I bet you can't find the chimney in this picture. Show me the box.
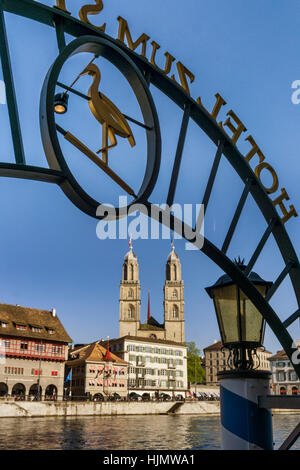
[52,308,56,317]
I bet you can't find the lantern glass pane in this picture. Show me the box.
[213,284,239,344]
[239,285,267,344]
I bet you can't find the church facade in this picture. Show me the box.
[119,244,185,344]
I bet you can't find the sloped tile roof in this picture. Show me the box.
[67,342,129,366]
[268,350,288,360]
[0,303,72,343]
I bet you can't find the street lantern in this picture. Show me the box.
[205,260,272,370]
[54,93,69,114]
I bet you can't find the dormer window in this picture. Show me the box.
[16,324,27,331]
[1,322,7,328]
[49,329,54,335]
[31,326,42,333]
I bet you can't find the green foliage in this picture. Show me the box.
[185,342,206,384]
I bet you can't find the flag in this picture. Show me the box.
[65,369,72,383]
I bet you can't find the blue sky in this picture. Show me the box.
[0,0,299,355]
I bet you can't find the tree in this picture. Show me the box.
[185,342,205,384]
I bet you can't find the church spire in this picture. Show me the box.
[119,240,141,338]
[147,290,151,322]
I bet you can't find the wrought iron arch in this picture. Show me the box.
[0,0,299,385]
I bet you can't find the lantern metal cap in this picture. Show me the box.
[205,264,272,298]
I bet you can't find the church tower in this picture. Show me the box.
[119,241,141,337]
[163,245,185,343]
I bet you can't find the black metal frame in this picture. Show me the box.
[40,35,161,219]
[0,0,299,399]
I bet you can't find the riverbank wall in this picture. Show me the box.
[0,400,220,418]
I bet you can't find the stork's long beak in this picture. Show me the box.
[79,66,90,77]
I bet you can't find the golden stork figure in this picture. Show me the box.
[79,63,135,164]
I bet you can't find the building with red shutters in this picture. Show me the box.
[66,341,129,400]
[0,303,72,399]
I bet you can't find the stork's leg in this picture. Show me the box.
[97,125,117,164]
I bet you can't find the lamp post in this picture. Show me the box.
[36,339,43,401]
[205,260,273,450]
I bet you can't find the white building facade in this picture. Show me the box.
[269,342,300,395]
[105,336,188,398]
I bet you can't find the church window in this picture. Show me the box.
[172,290,177,298]
[172,305,179,318]
[130,265,134,280]
[128,289,133,298]
[173,265,177,280]
[128,305,135,319]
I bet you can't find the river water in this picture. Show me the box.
[0,413,299,450]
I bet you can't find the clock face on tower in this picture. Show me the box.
[40,35,161,219]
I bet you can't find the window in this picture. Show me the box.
[172,290,177,299]
[4,367,23,375]
[1,322,7,328]
[292,387,298,395]
[280,387,286,395]
[52,345,62,355]
[16,324,27,330]
[4,340,10,349]
[48,329,54,335]
[35,344,45,353]
[129,367,135,374]
[128,289,133,298]
[278,372,286,382]
[129,265,134,281]
[20,342,28,350]
[32,326,42,333]
[290,372,297,381]
[173,265,177,281]
[51,371,58,376]
[172,305,179,319]
[128,305,134,319]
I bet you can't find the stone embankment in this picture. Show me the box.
[0,400,220,418]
